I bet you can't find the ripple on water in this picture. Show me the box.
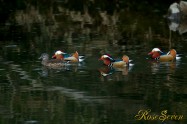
[24,120,39,124]
[4,45,18,48]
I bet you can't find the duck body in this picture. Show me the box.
[158,55,174,62]
[148,48,177,62]
[39,53,65,68]
[99,54,129,68]
[112,60,128,68]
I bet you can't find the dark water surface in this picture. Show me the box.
[0,1,187,124]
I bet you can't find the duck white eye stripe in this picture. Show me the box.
[55,51,63,54]
[103,55,114,61]
[152,48,161,52]
[103,55,109,58]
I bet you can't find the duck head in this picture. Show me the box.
[99,54,115,66]
[148,48,163,59]
[39,53,50,65]
[52,50,65,60]
[39,53,49,61]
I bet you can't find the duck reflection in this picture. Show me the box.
[149,60,180,89]
[167,1,187,34]
[98,65,131,82]
[39,63,79,77]
[98,66,129,77]
[98,66,115,77]
[149,60,177,75]
[39,66,66,77]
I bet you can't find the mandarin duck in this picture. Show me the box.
[99,54,130,68]
[52,50,85,62]
[39,53,65,68]
[148,48,177,62]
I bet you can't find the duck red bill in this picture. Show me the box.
[148,52,153,55]
[52,55,56,58]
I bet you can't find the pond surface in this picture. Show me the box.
[0,1,187,124]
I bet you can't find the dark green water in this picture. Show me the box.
[0,1,187,124]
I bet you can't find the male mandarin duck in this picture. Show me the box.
[52,50,78,62]
[148,48,177,62]
[99,54,130,68]
[52,50,84,63]
[39,53,65,68]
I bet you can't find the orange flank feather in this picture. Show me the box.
[122,55,129,64]
[169,49,177,59]
[73,51,79,60]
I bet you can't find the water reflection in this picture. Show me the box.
[98,66,115,76]
[98,64,133,77]
[168,16,187,34]
[149,61,177,74]
[168,1,187,34]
